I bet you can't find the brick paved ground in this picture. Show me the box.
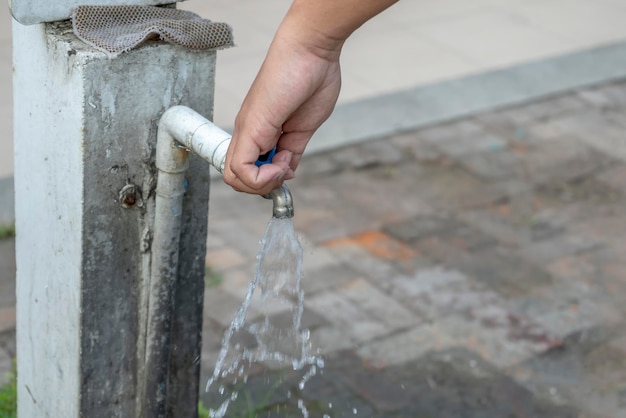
[200,80,626,417]
[4,80,626,416]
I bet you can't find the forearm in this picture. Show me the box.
[279,0,399,57]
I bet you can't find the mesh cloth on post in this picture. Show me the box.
[72,5,234,58]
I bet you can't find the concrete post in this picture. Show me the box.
[14,19,214,417]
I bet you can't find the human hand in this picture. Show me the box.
[223,0,398,195]
[223,19,342,195]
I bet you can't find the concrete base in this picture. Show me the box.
[14,19,215,417]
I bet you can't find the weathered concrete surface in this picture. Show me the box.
[13,19,214,417]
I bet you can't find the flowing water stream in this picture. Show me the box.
[206,217,324,417]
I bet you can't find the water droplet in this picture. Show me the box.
[298,399,310,418]
[353,408,358,414]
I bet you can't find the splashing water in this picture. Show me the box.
[206,217,323,417]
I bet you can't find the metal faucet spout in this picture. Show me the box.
[264,184,294,218]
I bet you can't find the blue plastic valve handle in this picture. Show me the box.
[255,146,277,167]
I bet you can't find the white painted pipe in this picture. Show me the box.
[157,105,231,175]
[147,105,232,417]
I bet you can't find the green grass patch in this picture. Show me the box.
[204,266,223,288]
[0,360,17,418]
[198,401,210,418]
[0,224,15,241]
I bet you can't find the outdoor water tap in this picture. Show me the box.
[157,106,295,219]
[264,184,294,219]
[255,147,294,219]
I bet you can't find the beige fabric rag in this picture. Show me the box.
[72,5,234,58]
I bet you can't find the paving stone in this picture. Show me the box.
[215,264,254,297]
[456,148,523,180]
[204,287,262,329]
[388,267,501,320]
[546,254,598,283]
[324,230,418,262]
[530,110,626,162]
[298,361,379,417]
[357,324,456,367]
[305,279,420,345]
[576,81,626,110]
[331,166,430,222]
[299,238,341,277]
[417,119,507,159]
[292,193,376,245]
[428,218,497,252]
[208,217,270,259]
[595,164,626,195]
[539,177,621,208]
[205,247,246,272]
[297,151,343,177]
[266,306,329,331]
[459,137,610,186]
[305,292,388,345]
[333,358,412,412]
[515,325,626,418]
[416,238,554,298]
[383,213,455,243]
[437,310,560,369]
[506,275,620,341]
[527,209,569,241]
[458,198,570,249]
[0,306,15,334]
[330,138,405,170]
[320,239,408,290]
[0,330,15,359]
[301,263,364,295]
[609,335,626,354]
[410,165,510,210]
[382,348,582,418]
[520,233,603,265]
[205,232,225,251]
[460,215,530,249]
[461,249,554,297]
[339,278,417,330]
[477,94,589,135]
[387,130,446,164]
[524,139,611,185]
[309,325,357,354]
[358,305,558,367]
